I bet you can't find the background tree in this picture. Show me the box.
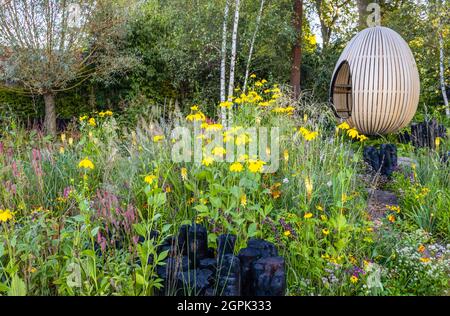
[0,0,135,135]
[291,0,303,99]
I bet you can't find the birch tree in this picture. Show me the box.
[220,0,230,126]
[243,0,265,93]
[227,0,241,127]
[437,1,449,117]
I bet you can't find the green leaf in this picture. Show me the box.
[210,196,222,209]
[90,226,100,237]
[135,272,145,285]
[8,275,27,296]
[194,204,209,214]
[247,223,258,237]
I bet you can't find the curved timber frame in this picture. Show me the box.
[329,26,420,135]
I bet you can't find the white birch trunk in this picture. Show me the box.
[243,0,265,93]
[220,0,230,126]
[227,0,241,127]
[439,23,449,117]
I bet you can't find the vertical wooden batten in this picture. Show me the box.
[330,26,420,135]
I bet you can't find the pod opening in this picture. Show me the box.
[330,60,352,119]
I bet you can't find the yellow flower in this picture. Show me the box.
[212,146,226,157]
[190,105,199,111]
[204,123,223,132]
[387,214,396,223]
[420,257,430,263]
[153,135,165,143]
[61,133,66,142]
[78,158,94,170]
[165,186,171,193]
[284,230,291,237]
[358,134,368,142]
[320,214,328,221]
[418,244,426,253]
[250,74,256,78]
[104,110,113,116]
[202,156,214,167]
[186,111,206,122]
[99,111,106,118]
[238,154,249,162]
[247,159,265,173]
[337,122,350,130]
[386,205,401,213]
[304,131,318,141]
[304,177,313,201]
[68,137,73,146]
[181,167,188,180]
[261,79,267,84]
[304,212,313,219]
[322,228,330,235]
[235,134,251,145]
[59,146,65,154]
[144,174,157,184]
[350,275,358,284]
[347,128,359,139]
[219,101,233,109]
[0,209,13,222]
[435,137,442,149]
[283,150,289,162]
[316,205,323,211]
[240,194,247,207]
[230,162,243,173]
[79,115,88,122]
[88,117,96,127]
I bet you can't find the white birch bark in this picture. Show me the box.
[227,0,241,127]
[220,0,230,126]
[439,21,449,117]
[243,0,265,93]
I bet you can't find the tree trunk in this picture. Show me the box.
[227,0,241,127]
[290,0,303,100]
[220,0,230,126]
[44,92,57,136]
[243,0,265,93]
[357,0,371,30]
[439,16,450,117]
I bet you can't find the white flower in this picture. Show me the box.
[283,178,289,184]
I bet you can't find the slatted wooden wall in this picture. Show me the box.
[330,26,420,135]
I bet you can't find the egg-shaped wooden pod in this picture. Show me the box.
[330,26,420,135]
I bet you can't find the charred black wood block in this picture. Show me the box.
[199,258,217,271]
[217,234,237,256]
[238,238,278,296]
[177,224,190,255]
[176,269,214,296]
[216,254,241,296]
[363,144,397,177]
[156,256,191,295]
[363,146,381,173]
[251,256,286,296]
[187,224,208,267]
[380,144,397,177]
[411,119,447,149]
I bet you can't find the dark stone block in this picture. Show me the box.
[187,224,208,267]
[216,254,241,296]
[176,269,214,296]
[217,234,236,256]
[251,257,286,296]
[247,238,278,257]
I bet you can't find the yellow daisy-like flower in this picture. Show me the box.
[230,162,244,173]
[283,150,289,162]
[418,244,426,253]
[238,154,249,162]
[212,146,226,157]
[202,156,214,167]
[435,137,442,149]
[0,209,13,222]
[347,128,359,139]
[358,134,368,142]
[181,167,188,180]
[153,135,165,143]
[322,228,330,235]
[337,122,350,130]
[219,101,233,109]
[250,74,256,78]
[304,212,313,219]
[79,115,88,122]
[350,275,358,283]
[104,110,113,116]
[247,159,265,173]
[68,137,73,146]
[78,158,94,170]
[320,214,328,221]
[387,214,396,223]
[88,117,96,127]
[420,257,430,263]
[316,205,323,211]
[284,230,291,237]
[304,131,318,141]
[144,174,157,184]
[61,133,66,142]
[235,134,251,145]
[190,105,199,111]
